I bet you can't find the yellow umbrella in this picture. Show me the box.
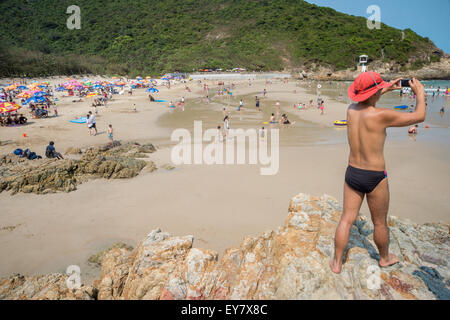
[86,93,98,98]
[0,102,21,113]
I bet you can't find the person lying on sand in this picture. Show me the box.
[330,73,426,274]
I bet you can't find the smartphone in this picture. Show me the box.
[401,79,412,87]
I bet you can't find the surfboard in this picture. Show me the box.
[70,117,87,124]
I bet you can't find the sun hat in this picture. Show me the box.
[348,71,393,102]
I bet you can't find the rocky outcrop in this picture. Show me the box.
[0,274,97,300]
[300,57,450,81]
[0,141,157,195]
[1,193,447,300]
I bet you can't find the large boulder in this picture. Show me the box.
[94,194,449,300]
[1,193,447,300]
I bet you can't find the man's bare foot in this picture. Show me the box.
[379,253,400,268]
[329,259,342,274]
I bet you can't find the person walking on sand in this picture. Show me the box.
[87,111,97,136]
[133,103,137,112]
[320,100,325,115]
[108,124,114,142]
[330,72,426,274]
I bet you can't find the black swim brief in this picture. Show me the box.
[345,165,387,194]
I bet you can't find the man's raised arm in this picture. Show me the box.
[379,78,426,128]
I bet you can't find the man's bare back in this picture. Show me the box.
[347,80,426,172]
[347,101,387,172]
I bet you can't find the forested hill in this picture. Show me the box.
[0,0,443,77]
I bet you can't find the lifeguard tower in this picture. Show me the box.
[358,55,368,72]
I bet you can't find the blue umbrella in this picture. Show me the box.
[33,91,48,97]
[17,86,27,90]
[162,78,169,81]
[24,96,46,104]
[56,87,66,91]
[147,88,159,93]
[38,85,47,89]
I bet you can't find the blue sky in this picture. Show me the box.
[305,0,450,53]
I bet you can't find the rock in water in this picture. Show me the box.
[1,194,448,300]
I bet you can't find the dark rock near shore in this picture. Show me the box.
[0,141,157,195]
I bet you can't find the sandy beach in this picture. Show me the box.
[1,76,449,283]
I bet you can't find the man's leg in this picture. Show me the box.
[366,179,399,267]
[330,182,364,273]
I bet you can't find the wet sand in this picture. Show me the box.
[0,77,449,283]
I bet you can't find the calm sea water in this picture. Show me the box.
[302,80,450,145]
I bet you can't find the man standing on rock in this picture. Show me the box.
[330,72,426,274]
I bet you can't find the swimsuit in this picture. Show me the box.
[345,166,387,194]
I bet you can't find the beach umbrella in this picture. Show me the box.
[5,85,17,91]
[146,88,159,93]
[23,96,46,104]
[17,85,27,90]
[116,82,126,86]
[33,91,48,97]
[17,92,31,99]
[86,93,98,98]
[162,78,169,81]
[93,84,103,89]
[56,87,66,91]
[0,102,21,113]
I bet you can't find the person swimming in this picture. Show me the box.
[408,124,419,134]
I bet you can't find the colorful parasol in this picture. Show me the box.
[0,102,21,113]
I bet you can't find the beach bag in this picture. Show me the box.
[27,152,37,160]
[22,149,30,158]
[13,148,23,156]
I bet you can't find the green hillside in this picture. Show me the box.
[0,0,442,77]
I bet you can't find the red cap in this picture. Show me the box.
[348,71,393,102]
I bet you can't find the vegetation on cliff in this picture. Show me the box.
[0,0,442,77]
